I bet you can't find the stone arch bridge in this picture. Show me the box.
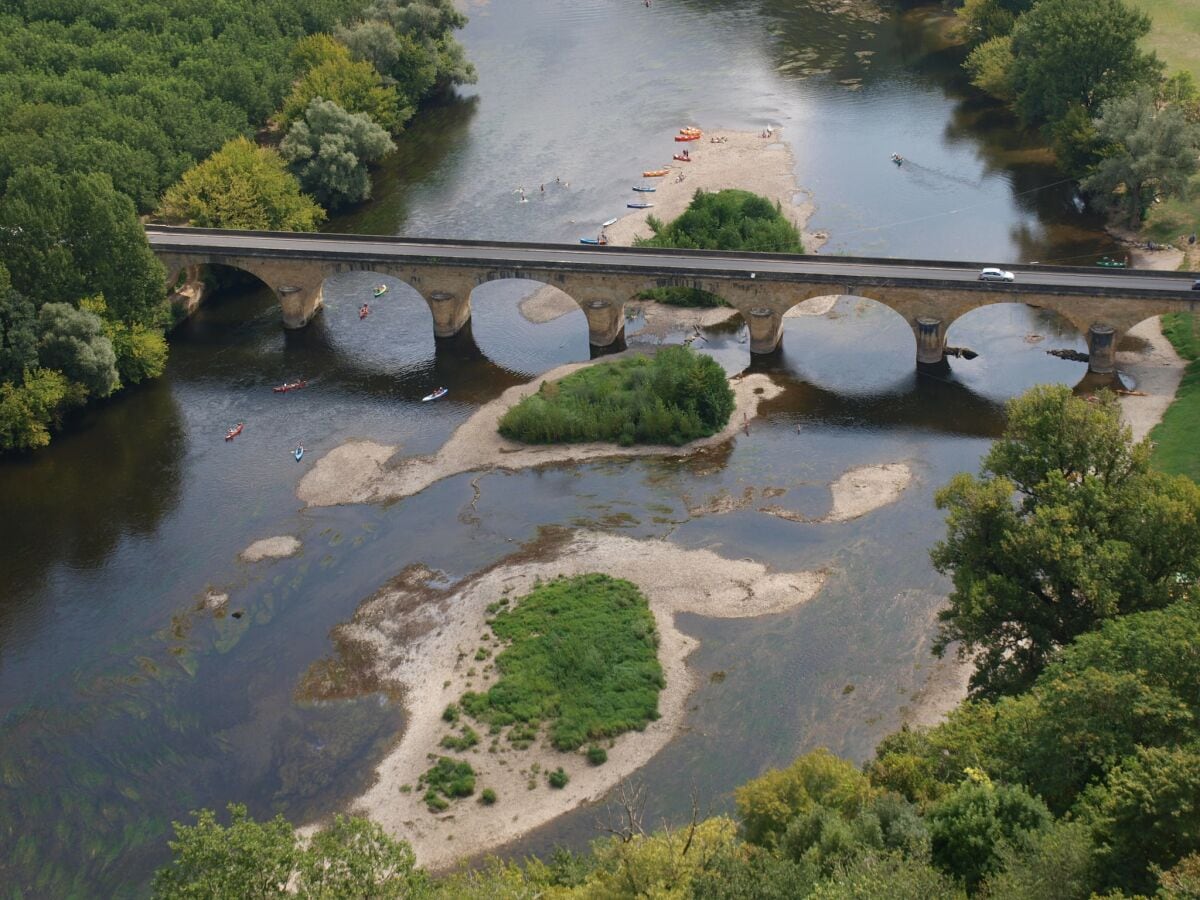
[148,227,1200,375]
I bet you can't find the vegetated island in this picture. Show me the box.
[301,529,827,868]
[298,348,781,507]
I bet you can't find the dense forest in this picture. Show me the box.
[0,0,474,452]
[154,386,1200,897]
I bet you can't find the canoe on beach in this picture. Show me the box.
[642,169,669,177]
[627,202,654,209]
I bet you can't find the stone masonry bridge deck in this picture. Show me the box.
[147,226,1200,375]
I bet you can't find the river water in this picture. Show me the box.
[0,0,1129,895]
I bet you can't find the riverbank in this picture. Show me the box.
[317,529,826,869]
[602,129,824,252]
[297,352,783,507]
[1117,317,1187,443]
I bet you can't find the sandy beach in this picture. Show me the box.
[1117,317,1187,443]
[320,530,826,869]
[239,535,302,562]
[297,352,783,508]
[602,128,824,252]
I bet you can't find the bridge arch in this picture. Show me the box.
[465,278,591,375]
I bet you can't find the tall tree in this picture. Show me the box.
[280,98,395,208]
[278,53,409,133]
[1009,0,1160,123]
[0,264,37,381]
[0,167,166,326]
[37,302,120,398]
[159,137,326,232]
[931,385,1200,699]
[1081,88,1200,226]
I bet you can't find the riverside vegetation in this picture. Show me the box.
[0,0,474,452]
[634,189,804,308]
[498,346,736,446]
[419,573,664,814]
[155,385,1200,897]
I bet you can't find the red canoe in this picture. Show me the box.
[273,379,307,394]
[225,423,244,441]
[674,134,700,142]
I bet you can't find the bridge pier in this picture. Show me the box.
[1086,323,1117,375]
[915,316,946,366]
[748,307,783,354]
[427,290,472,338]
[583,299,625,347]
[279,282,324,328]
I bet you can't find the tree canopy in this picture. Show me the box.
[280,98,395,208]
[930,384,1200,699]
[160,137,326,231]
[635,189,804,253]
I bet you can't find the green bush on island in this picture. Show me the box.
[498,346,735,447]
[460,573,664,751]
[633,188,804,308]
[420,757,476,811]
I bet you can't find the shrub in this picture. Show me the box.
[442,703,459,723]
[480,788,497,805]
[419,757,475,810]
[586,745,608,766]
[548,768,569,789]
[498,346,734,447]
[439,726,479,751]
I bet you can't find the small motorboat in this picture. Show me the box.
[225,423,244,441]
[674,134,700,142]
[273,379,307,394]
[580,237,608,245]
[422,387,449,402]
[632,185,656,192]
[672,153,692,162]
[373,284,388,298]
[642,169,669,177]
[628,201,654,209]
[294,446,304,462]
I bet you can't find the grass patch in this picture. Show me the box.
[439,725,480,751]
[498,346,735,447]
[420,757,476,811]
[1126,0,1200,82]
[460,574,664,751]
[1151,312,1200,479]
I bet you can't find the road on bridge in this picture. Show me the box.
[146,227,1198,299]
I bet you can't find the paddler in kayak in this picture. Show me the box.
[359,303,370,319]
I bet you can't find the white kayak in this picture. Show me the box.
[422,387,449,402]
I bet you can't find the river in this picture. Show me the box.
[0,0,1124,894]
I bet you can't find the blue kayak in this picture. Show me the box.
[632,186,656,192]
[579,237,607,245]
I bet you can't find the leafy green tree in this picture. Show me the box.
[337,20,405,77]
[363,0,477,93]
[807,852,967,900]
[160,137,326,232]
[1157,853,1200,898]
[957,0,1034,45]
[153,804,297,899]
[926,776,1052,890]
[636,189,804,253]
[0,368,69,452]
[1009,0,1160,123]
[931,385,1200,699]
[279,55,409,133]
[280,98,395,208]
[1048,103,1105,176]
[1081,88,1200,226]
[965,36,1015,101]
[1082,745,1200,895]
[982,821,1098,900]
[735,749,876,848]
[0,167,166,326]
[37,302,119,398]
[289,33,352,72]
[0,264,37,381]
[296,814,428,898]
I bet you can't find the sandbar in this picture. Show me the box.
[824,463,913,523]
[517,284,581,324]
[297,352,783,508]
[240,535,302,562]
[1116,317,1186,443]
[322,530,826,869]
[602,129,824,252]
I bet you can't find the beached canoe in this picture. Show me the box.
[579,237,607,245]
[674,134,700,142]
[632,186,656,192]
[642,169,669,177]
[627,202,654,209]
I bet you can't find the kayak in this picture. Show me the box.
[580,237,607,245]
[225,423,244,441]
[628,202,654,209]
[632,186,656,192]
[273,379,307,393]
[679,128,701,136]
[642,169,669,177]
[1096,257,1127,268]
[373,284,388,297]
[672,154,692,162]
[359,306,370,320]
[294,447,304,462]
[674,134,700,142]
[422,387,449,402]
[602,218,618,227]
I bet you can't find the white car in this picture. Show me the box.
[979,267,1015,282]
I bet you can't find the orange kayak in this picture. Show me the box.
[675,134,700,142]
[679,127,702,135]
[642,169,669,177]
